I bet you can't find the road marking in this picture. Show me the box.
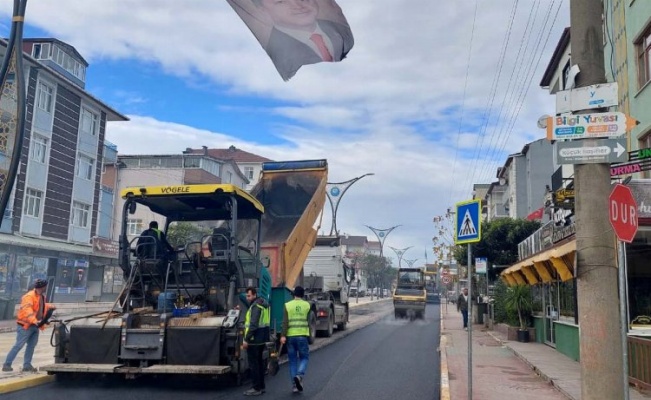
[440,318,451,400]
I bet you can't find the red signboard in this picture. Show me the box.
[609,184,638,243]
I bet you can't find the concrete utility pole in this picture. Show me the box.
[570,1,624,398]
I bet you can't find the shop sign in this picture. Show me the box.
[92,237,119,257]
[552,223,576,243]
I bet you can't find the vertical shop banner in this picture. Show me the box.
[72,260,88,294]
[228,0,354,81]
[0,253,8,294]
[16,255,33,292]
[55,259,73,294]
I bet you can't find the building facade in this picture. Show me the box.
[185,145,272,191]
[111,153,249,245]
[0,38,127,306]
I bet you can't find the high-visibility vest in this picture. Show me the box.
[244,301,270,339]
[285,299,311,337]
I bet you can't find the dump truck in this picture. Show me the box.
[393,268,427,319]
[302,236,352,337]
[42,159,329,382]
[251,159,329,344]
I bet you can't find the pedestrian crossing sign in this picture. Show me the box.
[454,200,482,244]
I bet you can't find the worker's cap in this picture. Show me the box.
[293,286,305,297]
[34,279,48,288]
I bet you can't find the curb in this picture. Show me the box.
[0,374,55,395]
[439,315,451,400]
[485,330,574,400]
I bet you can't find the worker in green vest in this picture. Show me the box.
[280,286,311,393]
[242,286,270,396]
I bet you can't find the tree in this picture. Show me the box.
[358,254,396,297]
[432,209,456,265]
[166,222,211,248]
[453,218,541,281]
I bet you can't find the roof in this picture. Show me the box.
[24,38,89,66]
[0,38,128,122]
[185,145,272,163]
[540,27,571,87]
[120,184,264,221]
[341,235,367,246]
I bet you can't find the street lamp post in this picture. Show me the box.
[326,173,374,236]
[404,259,419,268]
[389,246,413,269]
[366,225,399,298]
[0,0,29,220]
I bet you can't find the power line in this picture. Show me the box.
[447,0,480,207]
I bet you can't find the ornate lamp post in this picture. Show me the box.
[404,259,419,268]
[389,246,412,269]
[0,0,29,219]
[365,225,399,298]
[326,173,374,235]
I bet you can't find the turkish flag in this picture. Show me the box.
[527,207,544,221]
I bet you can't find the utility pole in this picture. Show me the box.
[570,1,624,398]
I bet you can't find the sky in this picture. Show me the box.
[0,0,570,267]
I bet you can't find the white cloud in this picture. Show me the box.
[3,0,570,264]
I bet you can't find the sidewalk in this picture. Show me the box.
[440,301,651,400]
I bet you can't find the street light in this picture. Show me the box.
[404,259,419,268]
[326,173,374,236]
[389,246,413,268]
[0,0,28,220]
[365,225,400,298]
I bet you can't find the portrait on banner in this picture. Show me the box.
[228,0,354,81]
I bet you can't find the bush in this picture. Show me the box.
[493,280,519,326]
[504,284,533,330]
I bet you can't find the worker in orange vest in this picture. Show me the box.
[2,279,55,372]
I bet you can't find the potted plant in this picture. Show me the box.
[504,284,533,342]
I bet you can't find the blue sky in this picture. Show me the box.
[0,0,569,266]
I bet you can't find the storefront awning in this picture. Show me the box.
[501,239,576,286]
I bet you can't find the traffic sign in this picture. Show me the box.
[556,82,618,114]
[441,276,452,285]
[609,184,638,243]
[545,112,638,141]
[556,138,627,164]
[455,200,481,245]
[475,258,487,274]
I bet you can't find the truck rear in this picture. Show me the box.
[303,236,351,336]
[250,160,328,342]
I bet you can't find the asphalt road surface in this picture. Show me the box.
[6,303,440,400]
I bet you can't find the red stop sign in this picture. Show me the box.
[609,184,638,243]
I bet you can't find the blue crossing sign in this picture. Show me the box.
[455,200,482,245]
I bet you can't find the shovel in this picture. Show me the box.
[267,342,284,376]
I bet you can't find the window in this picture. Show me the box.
[127,219,143,235]
[637,25,651,88]
[80,107,99,135]
[24,188,42,218]
[32,44,41,59]
[243,166,255,180]
[31,135,48,163]
[77,154,94,180]
[71,201,90,228]
[227,171,233,183]
[36,81,54,113]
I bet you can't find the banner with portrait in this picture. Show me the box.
[228,0,354,81]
